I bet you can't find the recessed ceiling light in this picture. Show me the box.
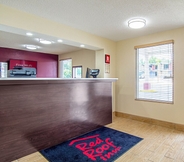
[80,44,85,47]
[128,18,146,29]
[25,45,38,50]
[26,32,33,36]
[39,39,52,44]
[58,39,63,42]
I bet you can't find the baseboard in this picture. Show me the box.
[115,111,184,132]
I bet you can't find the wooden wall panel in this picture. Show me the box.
[0,80,112,162]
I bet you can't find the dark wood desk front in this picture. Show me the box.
[0,78,117,162]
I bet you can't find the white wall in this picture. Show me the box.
[116,27,184,125]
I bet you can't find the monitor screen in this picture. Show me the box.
[86,68,100,78]
[86,68,91,78]
[90,69,100,78]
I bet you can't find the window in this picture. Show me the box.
[72,66,82,78]
[136,40,174,103]
[59,59,72,78]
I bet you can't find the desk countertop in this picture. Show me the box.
[0,78,118,85]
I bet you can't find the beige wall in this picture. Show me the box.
[59,49,96,78]
[0,4,116,78]
[4,4,184,123]
[116,27,184,125]
[95,50,104,78]
[0,4,117,111]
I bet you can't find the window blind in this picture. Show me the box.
[136,41,174,103]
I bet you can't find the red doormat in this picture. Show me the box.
[40,127,143,162]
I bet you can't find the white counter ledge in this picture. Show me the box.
[0,77,118,85]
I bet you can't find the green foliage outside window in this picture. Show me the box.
[63,60,72,78]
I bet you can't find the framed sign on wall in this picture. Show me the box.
[8,59,37,77]
[105,54,110,64]
[105,54,110,73]
[9,59,37,70]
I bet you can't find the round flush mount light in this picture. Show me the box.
[25,45,38,50]
[80,44,85,47]
[58,39,63,43]
[128,18,146,29]
[39,39,52,44]
[26,32,33,36]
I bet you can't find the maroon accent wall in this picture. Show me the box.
[0,47,58,78]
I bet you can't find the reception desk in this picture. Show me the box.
[0,78,117,162]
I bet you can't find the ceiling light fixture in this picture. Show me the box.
[80,44,85,47]
[25,45,38,50]
[128,18,146,29]
[26,32,33,36]
[58,39,63,42]
[39,39,52,44]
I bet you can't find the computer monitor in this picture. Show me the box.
[86,68,100,78]
[90,69,100,78]
[86,67,91,78]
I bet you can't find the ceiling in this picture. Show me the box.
[0,0,184,54]
[0,30,84,55]
[0,25,101,55]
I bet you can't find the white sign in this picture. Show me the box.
[0,62,8,78]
